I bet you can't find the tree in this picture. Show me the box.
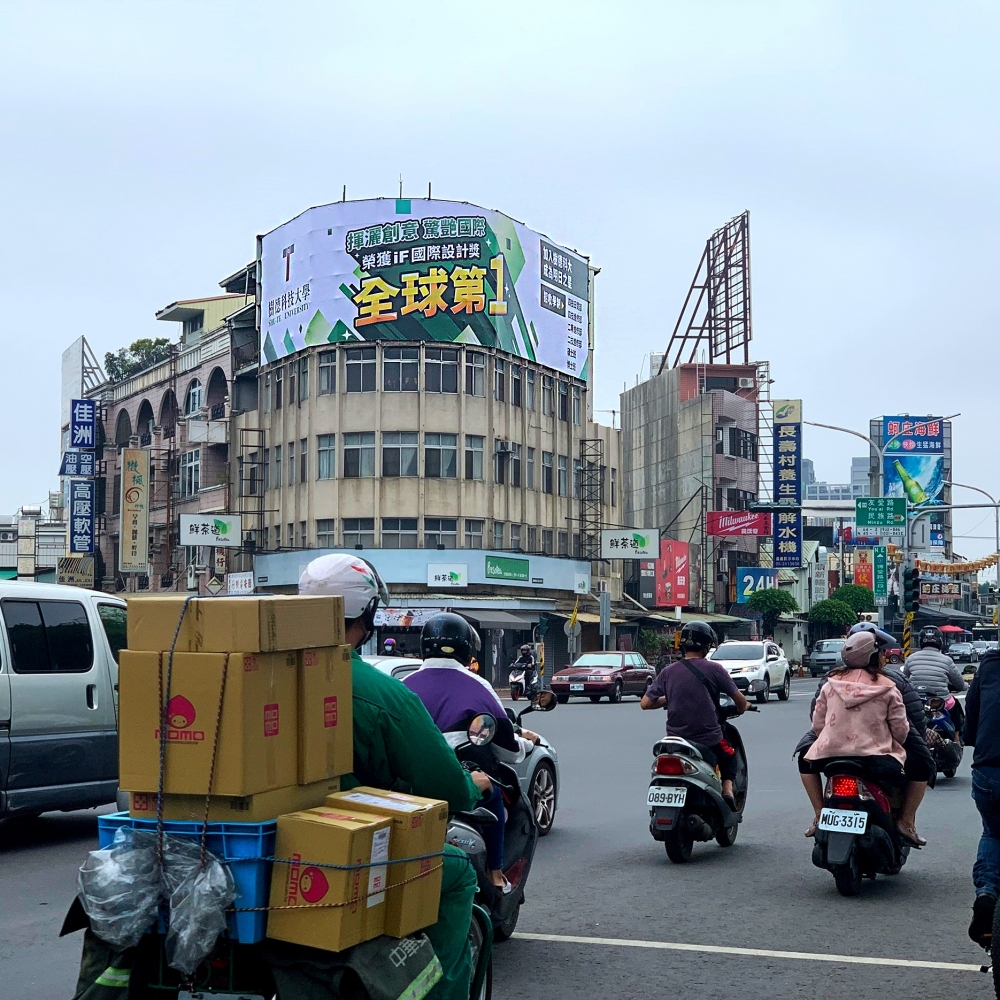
[808,599,857,629]
[104,338,172,383]
[829,584,876,613]
[746,588,799,637]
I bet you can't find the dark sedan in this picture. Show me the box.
[551,651,655,704]
[948,642,979,664]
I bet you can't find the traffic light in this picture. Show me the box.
[903,568,921,613]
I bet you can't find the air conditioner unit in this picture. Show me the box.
[738,377,755,389]
[494,439,512,453]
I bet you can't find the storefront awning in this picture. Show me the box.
[469,610,538,630]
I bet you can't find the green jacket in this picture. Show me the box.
[343,650,481,812]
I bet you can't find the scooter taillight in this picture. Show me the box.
[655,755,696,776]
[827,775,871,800]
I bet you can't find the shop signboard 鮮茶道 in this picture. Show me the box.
[260,199,590,379]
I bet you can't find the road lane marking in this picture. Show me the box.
[512,932,984,972]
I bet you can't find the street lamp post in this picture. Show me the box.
[945,481,999,617]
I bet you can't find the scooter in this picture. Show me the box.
[647,695,757,863]
[508,665,539,701]
[445,692,556,940]
[914,684,964,779]
[810,759,910,896]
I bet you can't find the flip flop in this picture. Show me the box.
[804,821,818,838]
[898,828,925,848]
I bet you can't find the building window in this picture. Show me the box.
[382,431,419,477]
[510,524,522,551]
[344,432,376,478]
[246,451,260,496]
[425,347,459,393]
[274,445,281,487]
[299,357,309,402]
[510,443,522,487]
[346,346,376,392]
[495,444,507,485]
[183,313,203,337]
[558,530,568,556]
[465,351,485,396]
[465,519,484,549]
[382,517,418,548]
[317,519,336,548]
[300,438,307,482]
[729,427,758,461]
[184,380,202,416]
[573,460,582,499]
[263,449,270,492]
[274,524,281,548]
[542,452,554,494]
[263,527,269,550]
[300,520,307,546]
[425,433,457,478]
[286,441,295,486]
[572,385,581,424]
[262,373,271,413]
[465,435,484,481]
[557,455,568,496]
[288,362,296,403]
[425,517,457,549]
[528,526,538,552]
[512,365,522,407]
[493,522,505,550]
[287,522,294,547]
[180,449,200,497]
[726,488,757,511]
[274,368,283,409]
[527,447,535,489]
[526,370,536,410]
[542,376,554,416]
[319,351,336,395]
[317,435,335,480]
[494,358,506,401]
[573,531,581,557]
[542,529,553,555]
[558,382,568,421]
[383,346,419,392]
[343,517,375,548]
[611,467,617,507]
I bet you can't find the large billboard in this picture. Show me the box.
[655,540,690,607]
[260,198,590,379]
[882,415,944,505]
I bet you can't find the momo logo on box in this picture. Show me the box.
[323,696,338,728]
[287,853,329,904]
[154,695,206,743]
[263,703,280,737]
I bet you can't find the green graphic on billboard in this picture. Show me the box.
[485,555,530,582]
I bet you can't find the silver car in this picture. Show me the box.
[809,638,846,677]
[364,655,561,835]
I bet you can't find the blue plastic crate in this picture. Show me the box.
[97,812,276,944]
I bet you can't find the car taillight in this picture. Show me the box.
[826,775,872,800]
[654,755,695,776]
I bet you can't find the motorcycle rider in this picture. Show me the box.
[299,555,487,1000]
[403,613,540,894]
[382,636,397,655]
[640,620,748,809]
[903,625,967,735]
[512,643,539,697]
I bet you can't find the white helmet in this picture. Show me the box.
[298,554,389,645]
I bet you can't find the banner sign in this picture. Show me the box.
[920,581,961,599]
[59,450,96,478]
[57,555,95,588]
[774,510,803,569]
[485,555,530,582]
[374,607,446,628]
[882,415,944,506]
[707,511,772,537]
[69,480,95,555]
[119,449,150,573]
[600,528,657,558]
[427,563,468,588]
[179,514,243,548]
[873,545,888,607]
[261,198,590,379]
[773,421,802,505]
[227,570,255,595]
[736,567,777,603]
[655,539,689,607]
[70,398,97,449]
[854,548,873,590]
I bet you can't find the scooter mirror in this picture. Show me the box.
[504,707,517,724]
[467,714,497,746]
[533,690,557,712]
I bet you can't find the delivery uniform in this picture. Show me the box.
[343,649,482,1000]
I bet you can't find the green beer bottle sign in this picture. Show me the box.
[893,459,928,505]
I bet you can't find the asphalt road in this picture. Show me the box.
[0,676,989,999]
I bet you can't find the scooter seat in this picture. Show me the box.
[822,759,866,776]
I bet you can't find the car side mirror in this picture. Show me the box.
[767,654,778,662]
[467,714,496,746]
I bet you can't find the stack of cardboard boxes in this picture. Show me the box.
[117,594,447,952]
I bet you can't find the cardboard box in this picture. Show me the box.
[326,787,447,937]
[128,777,342,823]
[267,808,392,952]
[119,649,298,796]
[126,595,344,653]
[298,646,354,785]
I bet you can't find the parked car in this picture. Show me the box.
[972,641,995,657]
[364,653,562,835]
[885,647,904,665]
[808,638,846,677]
[710,640,792,702]
[550,651,656,704]
[0,582,127,820]
[948,642,979,664]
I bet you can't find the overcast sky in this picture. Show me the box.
[2,2,998,563]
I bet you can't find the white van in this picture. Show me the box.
[0,581,126,819]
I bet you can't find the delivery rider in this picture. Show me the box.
[299,554,488,1000]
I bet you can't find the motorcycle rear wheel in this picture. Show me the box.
[832,851,862,897]
[944,768,957,778]
[494,901,521,942]
[664,827,693,863]
[716,823,738,847]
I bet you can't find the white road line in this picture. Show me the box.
[512,932,985,973]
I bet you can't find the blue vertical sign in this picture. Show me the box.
[773,400,803,569]
[70,399,97,449]
[69,480,95,555]
[59,450,96,477]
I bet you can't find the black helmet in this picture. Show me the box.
[421,613,482,666]
[848,621,896,649]
[680,621,716,653]
[520,644,532,653]
[919,626,944,650]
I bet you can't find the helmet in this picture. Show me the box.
[848,621,896,650]
[520,644,532,654]
[420,613,482,667]
[918,626,944,650]
[383,637,396,650]
[298,553,389,647]
[842,630,878,668]
[679,620,716,653]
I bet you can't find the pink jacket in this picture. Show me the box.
[804,669,908,764]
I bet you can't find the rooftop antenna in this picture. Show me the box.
[428,181,432,199]
[399,175,403,198]
[342,185,346,202]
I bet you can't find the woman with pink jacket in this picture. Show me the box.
[799,630,916,843]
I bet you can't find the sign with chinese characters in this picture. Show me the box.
[736,567,777,603]
[373,607,446,628]
[179,514,243,548]
[855,497,906,535]
[426,563,468,589]
[920,580,961,599]
[655,539,689,607]
[227,570,255,595]
[706,511,772,537]
[70,398,97,449]
[773,421,802,505]
[69,479,95,555]
[813,548,829,604]
[57,556,95,588]
[118,449,149,573]
[484,555,530,582]
[600,529,657,558]
[260,199,590,379]
[774,510,802,569]
[59,450,96,478]
[882,415,944,507]
[854,548,874,590]
[873,545,888,607]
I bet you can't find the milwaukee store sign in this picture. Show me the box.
[706,511,772,537]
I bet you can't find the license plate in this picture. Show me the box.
[647,786,687,808]
[570,683,584,691]
[817,808,868,833]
